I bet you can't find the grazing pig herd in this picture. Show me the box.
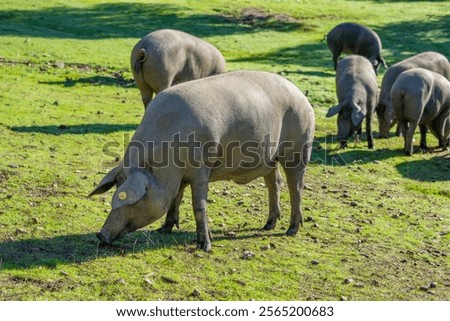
[90,26,450,251]
[325,23,450,154]
[376,51,450,139]
[391,69,450,155]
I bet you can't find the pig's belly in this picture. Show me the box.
[209,162,275,184]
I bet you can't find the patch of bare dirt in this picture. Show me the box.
[0,169,18,184]
[8,276,67,292]
[222,7,304,30]
[26,181,69,198]
[28,188,68,198]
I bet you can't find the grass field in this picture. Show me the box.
[0,0,449,301]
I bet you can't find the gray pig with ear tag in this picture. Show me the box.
[90,70,315,252]
[326,55,378,149]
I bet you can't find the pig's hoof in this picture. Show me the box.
[196,241,212,252]
[262,220,276,231]
[157,224,174,234]
[157,218,179,234]
[339,141,348,149]
[286,226,299,236]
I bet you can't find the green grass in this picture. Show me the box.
[0,0,449,301]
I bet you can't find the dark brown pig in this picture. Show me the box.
[326,22,387,73]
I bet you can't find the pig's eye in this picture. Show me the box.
[116,176,126,187]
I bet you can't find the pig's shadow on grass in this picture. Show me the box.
[0,2,304,40]
[0,229,285,270]
[230,42,333,73]
[396,155,450,182]
[40,76,135,88]
[311,134,400,166]
[10,123,138,135]
[314,134,450,181]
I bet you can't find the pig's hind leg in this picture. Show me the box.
[262,165,282,231]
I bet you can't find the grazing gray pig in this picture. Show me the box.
[326,55,378,149]
[131,29,226,109]
[390,68,450,155]
[326,22,387,73]
[376,51,450,138]
[89,71,315,252]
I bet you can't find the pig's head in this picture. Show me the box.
[326,99,365,149]
[376,99,396,138]
[372,60,381,75]
[89,167,171,245]
[370,56,387,75]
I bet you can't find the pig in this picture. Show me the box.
[326,22,387,73]
[376,51,450,138]
[89,70,315,252]
[131,29,226,109]
[326,55,378,149]
[390,68,450,155]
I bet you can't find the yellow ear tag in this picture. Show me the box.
[118,191,127,200]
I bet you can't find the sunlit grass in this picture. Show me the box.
[0,0,449,301]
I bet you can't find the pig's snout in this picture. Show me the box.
[96,231,112,245]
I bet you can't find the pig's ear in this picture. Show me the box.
[326,103,342,118]
[111,171,150,209]
[89,167,120,197]
[351,103,365,126]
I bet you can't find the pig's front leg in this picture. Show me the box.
[190,170,212,252]
[158,183,187,234]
